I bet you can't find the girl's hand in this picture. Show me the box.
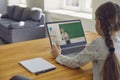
[51,44,61,58]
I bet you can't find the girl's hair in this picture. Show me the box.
[95,2,120,80]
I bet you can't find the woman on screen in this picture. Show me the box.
[60,28,71,44]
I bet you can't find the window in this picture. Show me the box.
[62,0,92,13]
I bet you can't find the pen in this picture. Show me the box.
[35,68,56,75]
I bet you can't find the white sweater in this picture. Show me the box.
[56,33,120,80]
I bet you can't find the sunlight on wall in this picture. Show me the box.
[20,0,27,5]
[8,0,27,7]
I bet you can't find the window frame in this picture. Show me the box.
[61,0,92,13]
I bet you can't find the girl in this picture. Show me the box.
[51,2,120,80]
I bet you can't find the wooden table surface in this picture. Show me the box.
[0,32,99,80]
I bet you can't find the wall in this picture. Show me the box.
[0,0,7,14]
[26,0,61,11]
[26,0,44,9]
[44,0,61,11]
[8,0,20,6]
[7,0,27,7]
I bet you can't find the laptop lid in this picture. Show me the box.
[46,19,87,54]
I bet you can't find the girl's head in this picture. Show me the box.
[95,2,120,80]
[95,2,120,36]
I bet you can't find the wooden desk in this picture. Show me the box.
[0,32,99,80]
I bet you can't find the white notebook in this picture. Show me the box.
[19,58,56,75]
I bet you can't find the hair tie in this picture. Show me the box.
[109,47,115,53]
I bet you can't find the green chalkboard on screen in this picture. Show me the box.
[59,22,84,39]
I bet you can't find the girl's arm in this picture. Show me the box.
[52,39,101,68]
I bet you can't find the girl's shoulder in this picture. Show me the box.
[91,37,105,45]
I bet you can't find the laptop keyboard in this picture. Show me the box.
[64,52,80,57]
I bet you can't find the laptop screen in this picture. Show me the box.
[46,20,87,50]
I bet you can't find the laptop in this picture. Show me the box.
[46,19,87,57]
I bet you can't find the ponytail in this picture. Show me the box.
[102,35,120,80]
[100,18,120,80]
